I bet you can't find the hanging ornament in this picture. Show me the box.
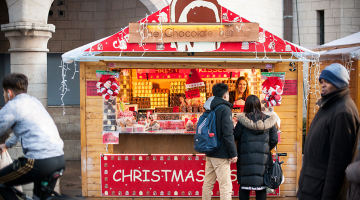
[96,71,120,100]
[261,76,283,107]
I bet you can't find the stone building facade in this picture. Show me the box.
[292,0,360,47]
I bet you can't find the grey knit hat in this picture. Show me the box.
[319,63,349,89]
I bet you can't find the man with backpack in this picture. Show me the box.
[201,83,237,200]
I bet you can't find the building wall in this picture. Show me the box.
[293,0,360,47]
[218,0,284,38]
[48,0,150,52]
[0,0,10,53]
[48,106,81,160]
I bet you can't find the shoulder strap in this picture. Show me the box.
[213,104,224,112]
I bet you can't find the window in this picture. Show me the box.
[317,10,324,45]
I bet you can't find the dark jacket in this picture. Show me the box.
[204,96,237,158]
[346,152,360,200]
[229,91,245,104]
[298,88,360,200]
[233,113,278,187]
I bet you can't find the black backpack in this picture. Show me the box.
[264,151,284,189]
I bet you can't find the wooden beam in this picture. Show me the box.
[311,43,360,51]
[356,60,360,112]
[106,62,280,69]
[296,61,304,193]
[80,62,88,196]
[97,52,297,57]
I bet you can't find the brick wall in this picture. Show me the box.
[293,0,360,46]
[48,0,149,52]
[48,106,81,160]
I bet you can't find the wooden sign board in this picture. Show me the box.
[129,23,259,43]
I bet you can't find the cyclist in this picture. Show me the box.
[0,73,65,200]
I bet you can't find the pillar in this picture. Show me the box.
[1,0,60,196]
[1,0,55,107]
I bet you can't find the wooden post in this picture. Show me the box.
[296,62,304,192]
[80,62,88,196]
[355,60,360,112]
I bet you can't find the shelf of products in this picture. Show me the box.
[103,97,117,131]
[106,69,264,135]
[119,75,131,103]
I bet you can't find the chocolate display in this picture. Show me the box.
[103,125,116,131]
[155,107,173,113]
[157,114,180,120]
[132,97,151,109]
[170,93,185,107]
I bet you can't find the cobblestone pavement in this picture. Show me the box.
[60,160,83,198]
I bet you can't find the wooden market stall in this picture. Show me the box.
[306,32,360,132]
[62,1,319,199]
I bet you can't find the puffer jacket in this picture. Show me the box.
[346,152,360,200]
[233,113,278,187]
[203,96,237,159]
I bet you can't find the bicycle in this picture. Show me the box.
[4,169,82,200]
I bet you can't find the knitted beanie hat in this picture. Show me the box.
[319,63,349,89]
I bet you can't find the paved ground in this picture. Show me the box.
[60,160,83,198]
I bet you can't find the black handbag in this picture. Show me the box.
[264,150,284,189]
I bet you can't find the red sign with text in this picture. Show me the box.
[86,81,98,96]
[185,89,200,99]
[137,69,242,79]
[101,154,280,197]
[283,80,297,95]
[102,132,119,144]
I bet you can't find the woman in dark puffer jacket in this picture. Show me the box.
[234,95,278,200]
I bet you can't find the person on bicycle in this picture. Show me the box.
[0,73,65,200]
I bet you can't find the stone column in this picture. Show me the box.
[1,0,60,196]
[1,0,55,107]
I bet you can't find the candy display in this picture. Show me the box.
[157,114,180,120]
[95,68,266,135]
[154,107,173,113]
[132,97,150,109]
[133,81,152,98]
[150,89,169,108]
[170,81,186,94]
[170,93,185,107]
[119,74,131,103]
[103,97,117,132]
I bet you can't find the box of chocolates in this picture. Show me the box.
[155,107,173,113]
[170,81,186,94]
[150,89,169,108]
[132,81,152,98]
[132,97,151,109]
